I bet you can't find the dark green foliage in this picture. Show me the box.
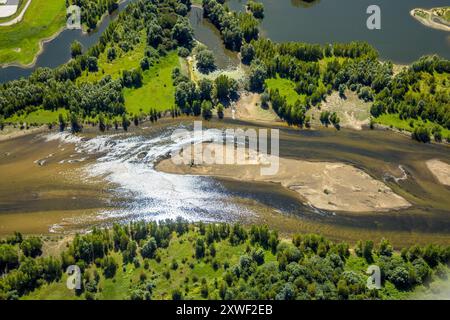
[19,237,43,258]
[0,0,189,121]
[201,100,213,120]
[141,238,158,259]
[195,238,206,259]
[0,244,19,273]
[412,126,431,143]
[71,41,83,58]
[196,48,216,74]
[217,103,224,119]
[0,220,449,300]
[107,47,117,62]
[102,256,118,278]
[70,113,83,133]
[202,0,243,51]
[214,74,237,101]
[248,60,267,92]
[172,18,194,48]
[246,1,264,19]
[240,43,255,65]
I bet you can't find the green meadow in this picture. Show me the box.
[124,52,180,114]
[265,76,306,105]
[6,108,68,125]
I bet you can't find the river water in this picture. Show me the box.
[226,0,450,64]
[0,1,449,245]
[1,120,449,246]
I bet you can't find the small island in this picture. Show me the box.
[410,7,450,32]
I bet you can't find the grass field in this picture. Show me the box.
[265,76,306,105]
[0,0,66,65]
[24,230,263,300]
[77,36,147,83]
[5,108,68,125]
[374,113,450,140]
[124,52,180,114]
[19,226,448,300]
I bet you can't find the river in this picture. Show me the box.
[226,0,450,64]
[1,119,449,246]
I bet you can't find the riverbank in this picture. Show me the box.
[155,142,411,213]
[0,124,47,142]
[410,7,450,32]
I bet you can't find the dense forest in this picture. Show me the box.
[0,220,449,300]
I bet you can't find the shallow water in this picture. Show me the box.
[1,120,449,246]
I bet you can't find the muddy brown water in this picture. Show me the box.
[0,119,449,246]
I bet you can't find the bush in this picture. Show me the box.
[102,256,118,278]
[141,238,158,259]
[20,237,42,258]
[196,49,216,74]
[0,244,19,273]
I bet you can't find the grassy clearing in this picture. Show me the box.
[0,0,66,65]
[375,114,450,140]
[77,36,147,83]
[5,108,68,125]
[20,226,448,301]
[265,76,306,105]
[124,51,180,114]
[24,230,259,300]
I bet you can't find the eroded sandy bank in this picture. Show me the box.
[426,159,450,186]
[156,143,410,213]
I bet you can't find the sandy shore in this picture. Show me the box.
[410,8,450,32]
[0,125,47,142]
[156,143,410,213]
[426,159,450,186]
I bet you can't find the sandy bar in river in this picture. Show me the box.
[155,143,410,213]
[426,159,450,186]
